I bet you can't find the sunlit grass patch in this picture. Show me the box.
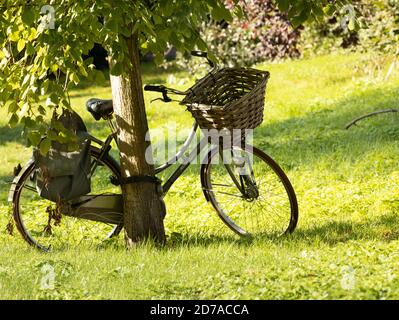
[1,52,399,299]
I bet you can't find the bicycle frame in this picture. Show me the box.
[15,115,253,225]
[89,118,253,196]
[91,119,209,196]
[59,120,208,223]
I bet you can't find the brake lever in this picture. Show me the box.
[150,98,165,103]
[163,93,172,102]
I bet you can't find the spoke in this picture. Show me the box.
[255,198,287,221]
[210,183,239,189]
[258,194,288,206]
[205,188,244,198]
[15,153,121,249]
[207,147,293,236]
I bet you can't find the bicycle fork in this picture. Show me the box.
[220,149,259,200]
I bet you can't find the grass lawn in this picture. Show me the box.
[1,52,399,299]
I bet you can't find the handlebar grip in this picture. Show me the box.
[144,84,165,92]
[191,50,208,58]
[190,51,215,68]
[144,84,172,103]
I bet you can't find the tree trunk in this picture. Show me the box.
[110,33,166,247]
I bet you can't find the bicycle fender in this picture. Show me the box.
[200,147,219,202]
[200,163,210,202]
[8,159,35,203]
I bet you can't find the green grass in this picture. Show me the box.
[1,52,399,299]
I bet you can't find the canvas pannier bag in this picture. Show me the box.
[33,109,91,202]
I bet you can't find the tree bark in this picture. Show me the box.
[110,33,166,247]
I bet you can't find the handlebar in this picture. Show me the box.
[144,84,187,103]
[191,50,208,58]
[144,51,216,103]
[144,84,172,102]
[144,84,166,93]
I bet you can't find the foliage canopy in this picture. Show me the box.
[0,0,347,152]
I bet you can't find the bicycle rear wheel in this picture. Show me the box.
[202,145,298,237]
[11,147,123,250]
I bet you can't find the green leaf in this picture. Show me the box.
[107,18,119,33]
[27,131,42,146]
[110,62,123,76]
[233,5,244,19]
[38,105,47,115]
[211,4,232,22]
[17,39,26,52]
[153,15,162,25]
[8,114,19,128]
[71,48,82,62]
[348,17,357,31]
[8,31,20,42]
[291,9,309,28]
[47,93,59,106]
[25,42,35,55]
[22,8,35,26]
[67,142,79,152]
[7,101,18,113]
[27,27,37,41]
[277,0,290,12]
[323,4,336,16]
[57,131,68,143]
[25,117,36,128]
[78,65,88,77]
[39,138,52,155]
[311,4,324,18]
[51,118,64,131]
[69,72,80,84]
[154,53,164,65]
[197,38,208,52]
[47,129,58,140]
[208,52,218,66]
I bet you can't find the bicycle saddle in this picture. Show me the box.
[86,98,114,120]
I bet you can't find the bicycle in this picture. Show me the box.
[8,51,298,250]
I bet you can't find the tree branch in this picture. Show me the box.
[345,109,398,129]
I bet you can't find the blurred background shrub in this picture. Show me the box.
[300,0,399,57]
[201,0,301,67]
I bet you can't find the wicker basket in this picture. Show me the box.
[182,67,270,131]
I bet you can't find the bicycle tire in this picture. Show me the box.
[202,145,298,237]
[11,146,123,250]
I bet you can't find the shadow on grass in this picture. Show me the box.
[0,124,25,147]
[166,232,253,248]
[293,211,399,245]
[161,211,399,249]
[254,85,399,170]
[0,175,14,205]
[18,210,399,254]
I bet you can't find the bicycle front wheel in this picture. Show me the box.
[202,145,298,237]
[11,147,123,250]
